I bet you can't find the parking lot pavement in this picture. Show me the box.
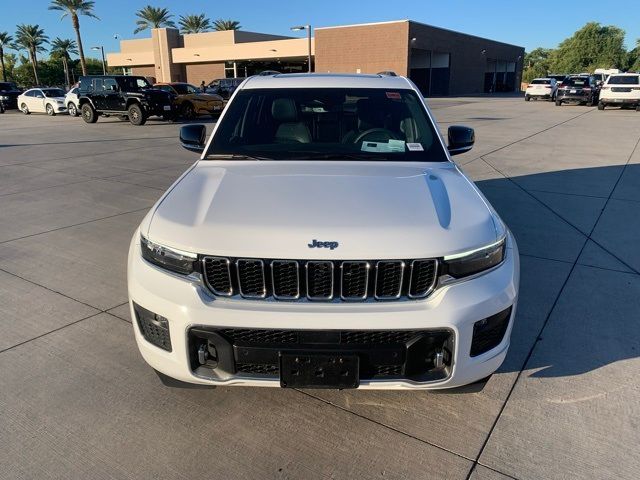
[0,100,638,479]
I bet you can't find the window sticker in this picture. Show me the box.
[386,91,401,100]
[361,139,406,153]
[406,143,424,151]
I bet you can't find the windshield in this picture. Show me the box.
[608,75,639,85]
[43,88,66,97]
[205,88,447,162]
[0,82,18,92]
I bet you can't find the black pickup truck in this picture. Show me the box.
[77,75,175,125]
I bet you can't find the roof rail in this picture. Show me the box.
[377,71,397,76]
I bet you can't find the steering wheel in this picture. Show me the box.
[353,128,398,144]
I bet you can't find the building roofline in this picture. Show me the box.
[408,20,525,50]
[314,19,409,30]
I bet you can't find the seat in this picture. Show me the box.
[271,98,311,143]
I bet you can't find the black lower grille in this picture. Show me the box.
[470,307,512,357]
[375,365,402,377]
[134,303,172,352]
[236,363,279,375]
[201,256,439,302]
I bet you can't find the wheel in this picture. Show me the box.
[21,103,30,114]
[597,102,605,110]
[524,95,530,102]
[81,103,98,123]
[46,103,55,116]
[67,102,78,116]
[636,105,640,112]
[555,99,561,106]
[127,103,146,125]
[180,102,195,120]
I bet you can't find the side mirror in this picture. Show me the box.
[447,125,475,156]
[180,124,206,154]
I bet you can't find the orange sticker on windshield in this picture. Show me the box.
[386,92,401,99]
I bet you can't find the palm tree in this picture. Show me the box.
[0,32,13,82]
[134,6,176,34]
[178,14,211,34]
[50,38,78,87]
[213,19,241,31]
[48,1,99,76]
[14,24,49,85]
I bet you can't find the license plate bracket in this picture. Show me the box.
[280,353,359,389]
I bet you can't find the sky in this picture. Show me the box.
[1,0,639,61]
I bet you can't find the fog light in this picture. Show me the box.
[133,303,172,351]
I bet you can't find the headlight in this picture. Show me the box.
[0,95,8,100]
[140,234,197,275]
[443,237,506,279]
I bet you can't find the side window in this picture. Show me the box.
[186,85,198,94]
[71,88,79,95]
[136,78,148,89]
[79,78,92,91]
[34,89,43,98]
[93,78,104,91]
[104,78,118,91]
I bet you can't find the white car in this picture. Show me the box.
[128,73,520,390]
[65,86,80,116]
[525,78,557,101]
[598,73,640,111]
[17,87,67,115]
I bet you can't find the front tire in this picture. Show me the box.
[81,103,98,123]
[181,102,196,120]
[128,103,146,125]
[525,95,530,102]
[46,103,55,116]
[597,102,605,110]
[21,103,30,115]
[555,99,562,106]
[68,102,78,116]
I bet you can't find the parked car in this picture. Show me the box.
[154,82,224,119]
[65,86,80,116]
[555,75,600,106]
[598,73,640,111]
[0,81,23,110]
[205,77,245,99]
[525,78,557,101]
[17,87,67,115]
[128,73,520,390]
[77,75,175,125]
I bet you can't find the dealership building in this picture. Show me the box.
[106,20,524,96]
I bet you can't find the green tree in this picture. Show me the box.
[50,37,78,87]
[48,1,98,76]
[213,19,241,31]
[548,22,627,73]
[179,14,212,34]
[628,39,640,72]
[134,6,175,34]
[523,48,552,82]
[1,53,17,82]
[14,24,49,85]
[0,32,13,82]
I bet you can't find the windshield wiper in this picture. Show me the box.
[207,153,275,161]
[292,152,391,161]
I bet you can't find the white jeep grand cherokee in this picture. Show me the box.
[128,73,519,390]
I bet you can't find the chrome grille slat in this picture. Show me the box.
[236,259,266,299]
[340,261,370,300]
[374,260,405,300]
[306,261,334,300]
[202,257,438,302]
[271,260,300,300]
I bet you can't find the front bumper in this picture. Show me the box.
[127,232,520,389]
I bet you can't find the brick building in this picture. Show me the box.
[106,20,524,96]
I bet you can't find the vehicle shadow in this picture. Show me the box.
[471,163,639,382]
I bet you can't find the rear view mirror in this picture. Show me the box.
[447,125,475,156]
[180,124,206,154]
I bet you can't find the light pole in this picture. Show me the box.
[92,46,106,75]
[290,25,312,73]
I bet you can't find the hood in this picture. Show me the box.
[147,161,498,259]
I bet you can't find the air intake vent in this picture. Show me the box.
[271,260,300,299]
[202,257,233,296]
[306,261,334,300]
[340,261,370,300]
[375,261,405,299]
[409,259,438,298]
[236,259,266,298]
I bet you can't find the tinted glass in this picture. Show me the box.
[564,77,589,87]
[0,82,18,91]
[104,78,118,91]
[93,78,104,91]
[206,88,447,162]
[608,76,639,85]
[172,84,189,95]
[530,79,551,85]
[118,77,151,91]
[43,89,66,97]
[186,84,199,94]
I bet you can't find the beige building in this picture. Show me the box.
[107,20,524,96]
